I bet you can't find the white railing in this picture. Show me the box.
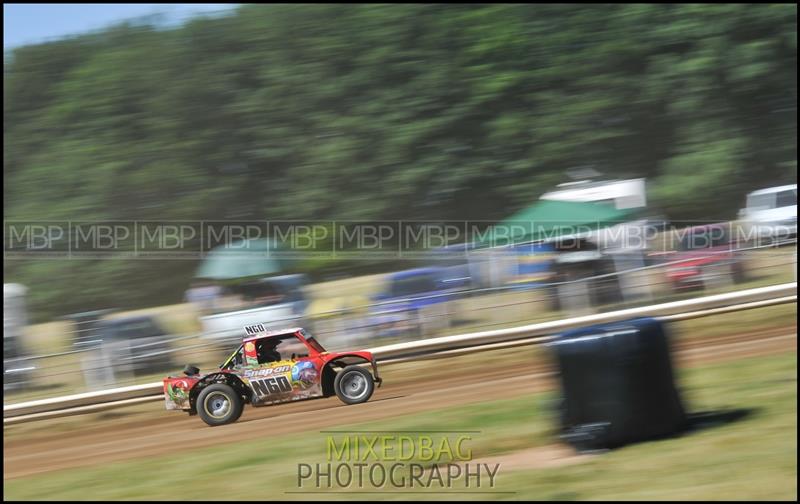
[6,238,794,388]
[4,282,796,424]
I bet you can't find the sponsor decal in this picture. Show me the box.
[292,361,319,389]
[243,365,291,378]
[165,379,191,409]
[243,359,322,403]
[244,341,259,367]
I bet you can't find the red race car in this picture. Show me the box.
[163,325,381,426]
[664,223,746,291]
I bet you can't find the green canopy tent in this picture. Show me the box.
[473,199,637,249]
[467,200,640,306]
[195,238,284,280]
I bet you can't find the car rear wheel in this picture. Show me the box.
[334,366,374,405]
[197,384,243,426]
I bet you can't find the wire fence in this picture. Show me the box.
[3,239,796,402]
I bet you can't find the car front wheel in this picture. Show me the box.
[334,366,375,405]
[197,383,244,426]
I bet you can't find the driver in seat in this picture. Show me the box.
[256,339,282,364]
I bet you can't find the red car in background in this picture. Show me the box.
[665,224,746,291]
[163,326,381,426]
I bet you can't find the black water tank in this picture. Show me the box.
[551,317,687,451]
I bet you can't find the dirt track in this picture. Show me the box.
[3,326,796,480]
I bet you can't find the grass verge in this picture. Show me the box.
[4,350,796,501]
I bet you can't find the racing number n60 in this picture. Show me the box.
[251,376,292,397]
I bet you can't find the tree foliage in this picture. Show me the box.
[4,4,797,320]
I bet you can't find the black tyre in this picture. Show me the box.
[334,366,375,405]
[196,384,243,426]
[230,400,245,423]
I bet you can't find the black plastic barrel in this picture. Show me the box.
[551,317,687,451]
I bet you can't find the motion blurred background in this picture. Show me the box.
[3,4,798,501]
[3,3,797,406]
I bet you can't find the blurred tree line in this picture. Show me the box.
[4,4,797,321]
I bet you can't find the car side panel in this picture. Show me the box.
[164,376,201,410]
[238,358,324,406]
[320,351,381,385]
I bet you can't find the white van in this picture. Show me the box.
[739,184,797,243]
[4,283,34,392]
[199,274,309,344]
